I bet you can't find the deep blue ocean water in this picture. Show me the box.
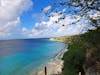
[0,39,65,75]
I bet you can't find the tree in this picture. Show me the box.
[43,0,100,28]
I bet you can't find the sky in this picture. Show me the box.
[0,0,94,40]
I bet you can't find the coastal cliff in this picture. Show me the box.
[51,27,100,75]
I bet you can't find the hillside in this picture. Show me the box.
[52,27,100,75]
[50,35,78,44]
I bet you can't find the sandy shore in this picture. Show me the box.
[30,44,67,75]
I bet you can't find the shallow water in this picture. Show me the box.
[0,39,65,75]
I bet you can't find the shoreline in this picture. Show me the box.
[30,43,67,75]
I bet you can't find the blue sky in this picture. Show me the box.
[0,0,93,39]
[21,0,64,29]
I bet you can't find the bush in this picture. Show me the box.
[62,27,100,75]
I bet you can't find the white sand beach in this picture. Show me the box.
[30,45,67,75]
[36,59,63,75]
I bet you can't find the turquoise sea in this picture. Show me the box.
[0,39,65,75]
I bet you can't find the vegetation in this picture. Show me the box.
[48,0,100,75]
[51,36,74,44]
[45,0,99,28]
[57,27,100,75]
[51,26,100,75]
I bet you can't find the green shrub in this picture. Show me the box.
[62,27,100,75]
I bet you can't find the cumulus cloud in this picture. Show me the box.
[34,22,49,30]
[57,22,86,36]
[0,0,32,38]
[0,17,20,37]
[0,0,32,21]
[32,13,47,21]
[22,27,28,33]
[43,6,52,14]
[89,11,100,20]
[29,9,91,38]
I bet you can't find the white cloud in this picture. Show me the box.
[0,17,20,37]
[0,0,32,38]
[57,23,84,36]
[29,10,70,37]
[22,27,28,33]
[0,0,32,21]
[34,21,50,30]
[30,9,91,38]
[89,11,100,20]
[43,6,52,13]
[32,13,47,21]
